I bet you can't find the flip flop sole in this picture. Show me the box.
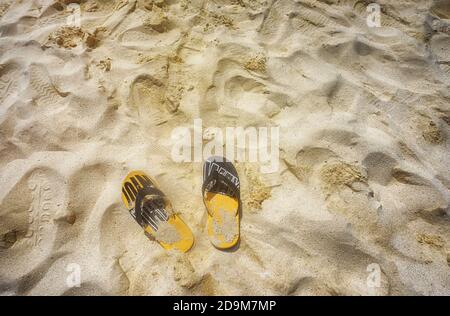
[204,192,239,249]
[121,170,194,253]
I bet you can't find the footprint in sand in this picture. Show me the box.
[128,73,173,127]
[28,64,68,108]
[0,168,66,280]
[0,61,20,106]
[202,44,286,122]
[118,8,181,48]
[24,169,65,251]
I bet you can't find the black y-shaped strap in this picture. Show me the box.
[202,167,240,200]
[134,186,167,228]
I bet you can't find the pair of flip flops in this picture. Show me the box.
[120,156,240,252]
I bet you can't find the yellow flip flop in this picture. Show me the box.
[202,156,241,249]
[121,171,194,252]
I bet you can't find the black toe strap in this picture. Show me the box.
[202,165,240,200]
[134,186,170,230]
